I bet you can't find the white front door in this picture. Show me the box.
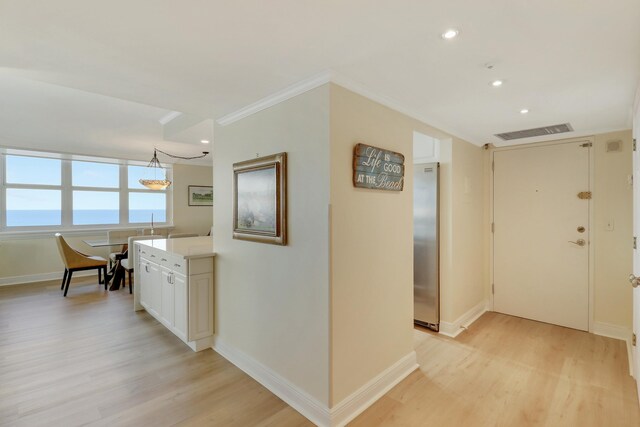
[493,141,590,331]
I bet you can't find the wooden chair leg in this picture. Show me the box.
[63,270,73,297]
[104,267,109,290]
[61,268,68,290]
[129,270,133,294]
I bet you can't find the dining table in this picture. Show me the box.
[82,238,130,248]
[82,238,131,290]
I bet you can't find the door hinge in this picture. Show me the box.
[492,283,495,294]
[580,142,593,148]
[634,139,637,152]
[633,333,637,347]
[492,161,495,172]
[634,237,637,250]
[491,222,495,233]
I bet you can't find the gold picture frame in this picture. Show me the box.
[233,152,287,245]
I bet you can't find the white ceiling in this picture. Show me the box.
[0,0,639,155]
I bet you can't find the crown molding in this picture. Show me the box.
[215,69,481,146]
[158,110,183,125]
[216,70,333,126]
[329,73,476,146]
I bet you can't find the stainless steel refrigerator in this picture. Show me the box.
[413,162,439,331]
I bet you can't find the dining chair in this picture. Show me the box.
[168,233,198,239]
[107,230,137,269]
[140,228,169,237]
[54,233,108,297]
[119,235,165,293]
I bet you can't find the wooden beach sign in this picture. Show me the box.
[353,143,405,191]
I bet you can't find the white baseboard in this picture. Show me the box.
[439,299,489,338]
[212,337,418,427]
[0,270,97,287]
[212,337,331,426]
[330,351,418,427]
[592,321,634,377]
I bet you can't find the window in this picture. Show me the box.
[1,152,172,231]
[127,165,168,223]
[6,189,61,227]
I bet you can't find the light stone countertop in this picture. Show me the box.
[135,236,215,259]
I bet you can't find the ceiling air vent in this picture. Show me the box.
[495,123,574,141]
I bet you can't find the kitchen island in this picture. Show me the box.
[133,236,215,351]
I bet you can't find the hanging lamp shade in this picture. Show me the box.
[140,179,172,190]
[139,149,172,190]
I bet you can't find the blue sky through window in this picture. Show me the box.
[6,156,61,186]
[72,161,119,188]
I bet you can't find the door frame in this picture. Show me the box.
[489,136,595,332]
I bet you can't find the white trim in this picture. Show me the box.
[593,321,634,377]
[216,71,333,126]
[330,73,479,146]
[0,225,174,241]
[330,351,418,427]
[212,336,332,426]
[439,299,489,338]
[215,70,479,146]
[0,270,97,287]
[588,141,595,333]
[212,337,418,427]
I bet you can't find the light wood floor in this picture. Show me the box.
[353,314,640,427]
[0,278,310,427]
[1,278,639,427]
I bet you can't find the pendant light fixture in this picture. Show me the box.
[139,148,209,190]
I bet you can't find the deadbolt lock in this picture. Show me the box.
[577,226,585,233]
[577,191,592,200]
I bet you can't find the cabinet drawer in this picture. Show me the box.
[189,258,213,275]
[166,256,187,275]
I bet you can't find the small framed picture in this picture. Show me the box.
[188,185,213,206]
[233,152,287,245]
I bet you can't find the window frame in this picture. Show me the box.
[0,149,173,234]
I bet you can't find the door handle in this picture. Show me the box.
[568,239,586,247]
[629,274,640,288]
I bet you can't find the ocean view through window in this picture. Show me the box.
[1,152,171,231]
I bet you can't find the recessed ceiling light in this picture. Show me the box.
[441,29,459,40]
[491,80,504,87]
[200,139,210,144]
[520,109,529,114]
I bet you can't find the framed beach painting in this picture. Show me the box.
[232,152,287,245]
[188,185,213,206]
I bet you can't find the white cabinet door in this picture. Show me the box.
[140,257,161,317]
[160,267,174,328]
[139,259,151,309]
[147,262,162,318]
[173,273,188,341]
[188,272,214,341]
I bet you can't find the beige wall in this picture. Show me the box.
[171,163,213,235]
[0,164,211,284]
[328,84,486,403]
[593,130,633,328]
[0,234,111,284]
[213,85,331,405]
[445,138,487,322]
